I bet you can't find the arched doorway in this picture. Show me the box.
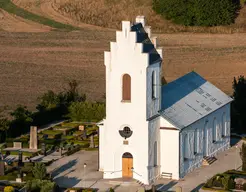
[122,152,133,178]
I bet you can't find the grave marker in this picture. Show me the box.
[89,135,95,148]
[0,161,5,176]
[29,126,38,150]
[13,142,22,149]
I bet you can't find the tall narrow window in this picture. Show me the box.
[213,118,217,143]
[152,71,157,99]
[183,134,188,161]
[222,113,226,137]
[194,129,198,155]
[154,141,157,166]
[122,74,131,101]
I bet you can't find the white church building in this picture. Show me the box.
[97,16,233,185]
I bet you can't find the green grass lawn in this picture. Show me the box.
[0,0,79,30]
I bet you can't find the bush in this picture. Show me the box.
[32,163,47,180]
[4,186,14,192]
[243,183,246,191]
[229,178,235,189]
[152,0,241,26]
[65,145,81,156]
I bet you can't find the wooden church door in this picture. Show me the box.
[122,152,133,178]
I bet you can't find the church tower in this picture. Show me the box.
[99,16,163,185]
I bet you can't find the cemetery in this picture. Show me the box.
[0,120,99,188]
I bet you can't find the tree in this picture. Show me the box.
[63,79,86,104]
[153,0,241,26]
[67,102,105,122]
[10,105,33,123]
[0,108,10,141]
[0,118,10,140]
[26,179,55,192]
[32,163,47,180]
[37,90,59,110]
[9,105,33,138]
[232,76,246,132]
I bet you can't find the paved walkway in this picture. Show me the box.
[47,139,243,192]
[155,139,243,192]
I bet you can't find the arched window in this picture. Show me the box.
[213,118,217,143]
[222,113,226,137]
[183,134,188,161]
[152,71,157,99]
[194,129,198,155]
[122,74,131,101]
[154,141,157,166]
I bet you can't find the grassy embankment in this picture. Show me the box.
[0,0,79,30]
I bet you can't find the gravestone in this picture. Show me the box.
[13,142,22,149]
[29,126,38,150]
[89,135,95,148]
[18,151,23,167]
[41,143,46,156]
[83,129,87,139]
[79,125,84,131]
[0,161,5,176]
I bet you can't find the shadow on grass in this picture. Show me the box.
[51,158,78,178]
[0,0,79,30]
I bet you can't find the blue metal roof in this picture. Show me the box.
[160,71,233,129]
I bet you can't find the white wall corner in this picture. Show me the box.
[144,26,151,38]
[104,51,110,66]
[129,31,137,44]
[135,43,143,53]
[136,15,145,27]
[122,21,131,36]
[157,48,163,59]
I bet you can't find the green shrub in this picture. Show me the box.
[65,145,81,156]
[40,180,55,192]
[109,188,114,192]
[32,162,47,180]
[228,177,235,189]
[9,183,25,189]
[4,186,14,192]
[152,0,241,26]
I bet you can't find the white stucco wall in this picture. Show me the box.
[98,120,105,171]
[160,117,176,128]
[160,128,180,179]
[146,62,161,119]
[179,103,231,178]
[101,19,162,185]
[148,117,161,184]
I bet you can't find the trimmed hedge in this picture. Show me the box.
[2,150,38,157]
[64,145,82,156]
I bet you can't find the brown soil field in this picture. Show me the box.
[11,0,246,33]
[0,28,246,110]
[0,8,51,32]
